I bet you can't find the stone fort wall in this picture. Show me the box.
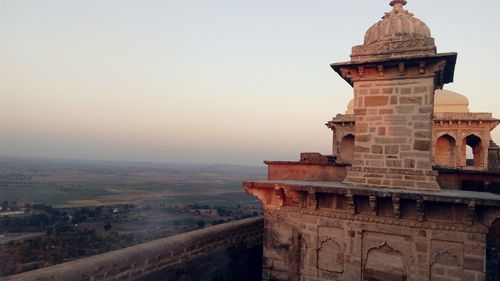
[0,217,263,281]
[262,205,490,281]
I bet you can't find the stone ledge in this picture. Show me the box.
[0,217,264,281]
[244,180,500,206]
[264,161,349,167]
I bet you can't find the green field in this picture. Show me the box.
[0,157,266,207]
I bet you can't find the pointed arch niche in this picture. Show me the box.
[363,244,408,281]
[435,134,457,167]
[464,134,483,167]
[339,134,355,164]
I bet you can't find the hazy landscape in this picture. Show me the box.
[0,157,266,276]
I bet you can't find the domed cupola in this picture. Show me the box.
[351,0,437,61]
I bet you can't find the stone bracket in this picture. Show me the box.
[398,62,405,76]
[392,195,401,219]
[308,191,318,210]
[419,61,426,74]
[346,191,355,214]
[358,66,364,77]
[466,200,476,226]
[416,197,425,222]
[369,194,377,216]
[377,65,384,77]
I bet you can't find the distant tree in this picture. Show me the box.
[211,219,225,226]
[103,222,112,231]
[71,213,87,224]
[46,227,54,235]
[125,234,134,245]
[197,220,205,228]
[94,206,103,216]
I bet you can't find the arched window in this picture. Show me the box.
[464,135,482,167]
[339,134,355,164]
[435,134,456,167]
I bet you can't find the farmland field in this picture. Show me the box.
[0,157,266,276]
[0,157,266,207]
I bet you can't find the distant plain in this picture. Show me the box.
[0,157,266,207]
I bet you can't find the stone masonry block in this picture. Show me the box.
[379,109,393,114]
[414,140,431,151]
[372,145,383,154]
[357,134,372,142]
[416,160,432,169]
[370,160,385,167]
[388,126,412,137]
[355,146,370,153]
[374,137,408,144]
[386,159,402,167]
[413,86,428,94]
[419,106,433,114]
[385,145,399,154]
[367,179,382,185]
[382,88,393,94]
[365,96,389,106]
[400,96,423,105]
[378,127,386,136]
[414,131,431,139]
[390,95,398,104]
[354,108,367,115]
[463,256,484,271]
[404,159,416,168]
[414,121,431,130]
[395,105,415,114]
[401,88,412,94]
[356,122,368,133]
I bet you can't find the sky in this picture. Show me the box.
[1,0,500,166]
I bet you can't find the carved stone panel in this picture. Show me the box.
[430,240,464,281]
[317,227,346,280]
[362,231,411,281]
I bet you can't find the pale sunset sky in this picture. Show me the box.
[1,0,500,165]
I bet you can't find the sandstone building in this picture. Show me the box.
[3,2,500,281]
[245,1,500,280]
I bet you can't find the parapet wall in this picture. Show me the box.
[1,217,264,281]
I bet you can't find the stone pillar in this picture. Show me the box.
[349,69,439,189]
[332,56,456,190]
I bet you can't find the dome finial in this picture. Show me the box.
[390,0,407,6]
[390,0,407,11]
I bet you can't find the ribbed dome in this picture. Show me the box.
[351,1,437,61]
[434,90,469,113]
[364,9,431,45]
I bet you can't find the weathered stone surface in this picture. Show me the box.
[365,96,389,106]
[2,218,264,281]
[244,1,500,281]
[400,96,423,105]
[414,140,431,151]
[372,145,383,154]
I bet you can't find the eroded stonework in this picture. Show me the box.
[243,1,500,281]
[244,181,499,281]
